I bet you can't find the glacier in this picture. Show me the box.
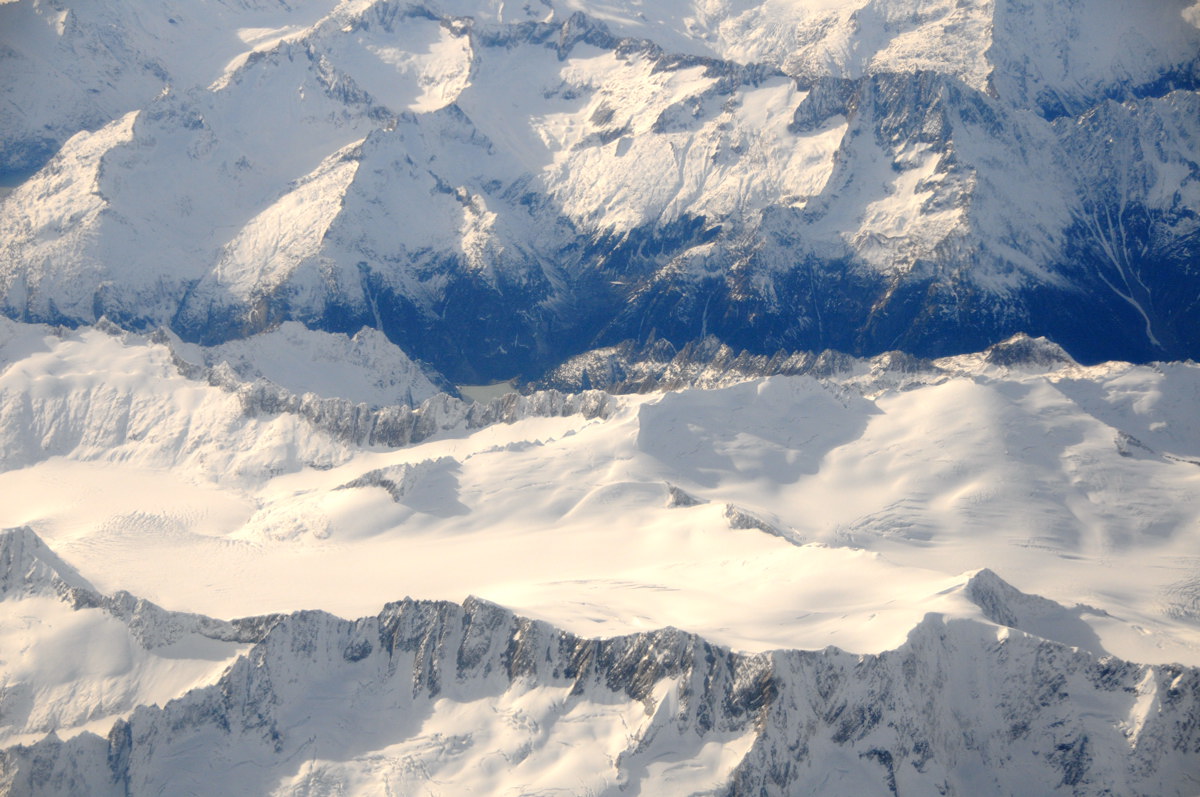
[0,317,1199,792]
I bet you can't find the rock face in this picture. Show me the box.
[0,526,90,601]
[531,332,1077,394]
[1,0,1198,379]
[1,560,1197,796]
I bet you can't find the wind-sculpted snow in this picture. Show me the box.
[0,542,1197,795]
[2,0,1198,375]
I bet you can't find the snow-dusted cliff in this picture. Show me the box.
[0,317,614,476]
[0,526,278,749]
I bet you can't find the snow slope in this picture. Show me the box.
[0,320,1198,666]
[195,321,447,407]
[0,527,267,748]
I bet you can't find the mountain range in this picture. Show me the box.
[0,320,1199,792]
[2,0,1198,380]
[3,0,1200,793]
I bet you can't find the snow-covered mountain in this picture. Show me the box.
[1,525,1198,796]
[2,0,1198,379]
[0,526,275,749]
[2,317,1200,791]
[4,1,1200,792]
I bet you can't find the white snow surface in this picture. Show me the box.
[3,2,1200,790]
[0,526,251,748]
[0,594,248,747]
[1,320,1198,669]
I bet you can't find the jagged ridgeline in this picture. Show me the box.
[1,526,1198,796]
[1,0,1198,381]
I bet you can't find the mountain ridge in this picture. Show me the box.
[2,0,1197,379]
[1,525,1197,796]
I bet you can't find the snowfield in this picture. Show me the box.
[1,320,1199,793]
[2,320,1199,666]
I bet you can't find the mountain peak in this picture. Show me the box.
[982,333,1078,370]
[0,526,92,600]
[963,567,1108,655]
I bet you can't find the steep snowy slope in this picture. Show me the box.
[2,0,1197,376]
[546,0,1200,113]
[0,527,271,748]
[0,0,335,176]
[196,321,448,406]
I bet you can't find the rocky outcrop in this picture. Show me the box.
[1,526,1197,795]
